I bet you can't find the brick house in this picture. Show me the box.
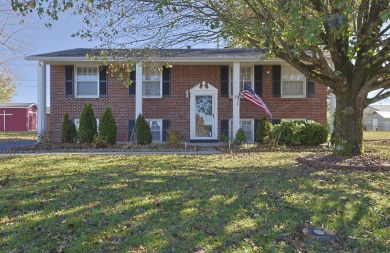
[26,48,327,143]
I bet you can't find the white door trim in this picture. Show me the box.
[190,82,218,140]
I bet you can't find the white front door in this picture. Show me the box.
[190,83,218,141]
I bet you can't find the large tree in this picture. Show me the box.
[12,0,390,155]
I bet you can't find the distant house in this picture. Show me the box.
[26,48,328,143]
[0,103,37,131]
[363,105,390,131]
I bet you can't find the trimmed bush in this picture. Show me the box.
[135,114,152,145]
[271,120,328,146]
[168,130,182,146]
[301,120,328,145]
[271,120,306,145]
[99,107,117,144]
[235,128,247,144]
[61,113,77,143]
[255,117,272,143]
[78,103,97,144]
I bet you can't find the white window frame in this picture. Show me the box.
[281,65,306,98]
[142,66,162,98]
[74,118,100,132]
[74,66,100,98]
[146,119,163,143]
[229,65,254,97]
[229,118,254,143]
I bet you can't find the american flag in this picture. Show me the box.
[241,83,272,117]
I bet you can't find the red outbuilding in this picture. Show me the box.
[0,103,37,131]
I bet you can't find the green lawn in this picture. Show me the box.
[0,131,37,142]
[1,153,389,252]
[364,131,390,140]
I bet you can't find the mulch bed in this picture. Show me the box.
[4,143,195,153]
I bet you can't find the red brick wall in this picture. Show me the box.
[50,65,135,143]
[50,64,327,143]
[241,65,328,124]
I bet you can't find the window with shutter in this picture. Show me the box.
[67,65,108,98]
[75,66,99,98]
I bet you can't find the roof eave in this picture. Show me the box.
[25,56,287,64]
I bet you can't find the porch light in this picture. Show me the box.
[186,90,189,98]
[266,70,271,75]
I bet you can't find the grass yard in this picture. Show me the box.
[364,131,390,140]
[0,131,37,142]
[1,153,389,252]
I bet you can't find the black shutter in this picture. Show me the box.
[272,119,281,125]
[254,119,260,141]
[254,119,260,130]
[306,66,315,98]
[99,66,108,97]
[162,119,171,142]
[65,65,74,97]
[254,65,263,96]
[128,70,136,96]
[220,66,229,96]
[128,119,136,141]
[272,65,281,97]
[162,67,171,97]
[220,119,230,141]
[306,80,315,98]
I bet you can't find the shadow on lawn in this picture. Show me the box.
[1,154,388,252]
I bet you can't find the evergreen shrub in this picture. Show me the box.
[255,117,272,143]
[78,103,97,144]
[301,120,328,145]
[61,113,77,143]
[99,107,117,144]
[235,128,247,144]
[271,120,328,146]
[135,114,152,145]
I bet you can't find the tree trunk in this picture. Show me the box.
[333,90,365,156]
